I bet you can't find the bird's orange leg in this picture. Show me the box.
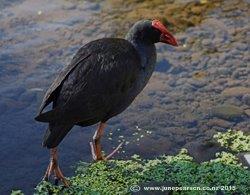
[43,148,69,187]
[90,122,123,161]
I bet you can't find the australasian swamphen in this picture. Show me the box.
[35,19,178,186]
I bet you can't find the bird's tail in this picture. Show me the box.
[43,123,73,148]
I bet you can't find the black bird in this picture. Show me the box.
[35,19,178,185]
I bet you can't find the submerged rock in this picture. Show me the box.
[207,118,233,129]
[222,87,250,97]
[210,105,245,121]
[244,109,250,117]
[184,140,224,163]
[242,94,250,106]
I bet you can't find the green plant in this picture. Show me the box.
[11,190,24,195]
[15,130,250,194]
[214,130,250,153]
[33,148,249,195]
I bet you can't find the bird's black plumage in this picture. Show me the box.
[35,20,164,148]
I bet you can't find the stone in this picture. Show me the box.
[184,140,224,162]
[222,87,250,97]
[213,38,224,45]
[155,59,171,72]
[244,109,250,117]
[62,4,77,10]
[210,105,245,121]
[202,39,212,46]
[234,43,248,51]
[187,78,207,88]
[216,67,232,76]
[181,111,198,128]
[169,66,186,74]
[232,68,249,79]
[242,94,250,106]
[207,118,233,128]
[207,58,218,67]
[237,153,250,168]
[188,128,199,134]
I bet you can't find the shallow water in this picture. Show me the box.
[0,0,249,194]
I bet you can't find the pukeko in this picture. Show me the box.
[35,19,178,186]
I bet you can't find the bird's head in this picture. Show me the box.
[126,19,178,46]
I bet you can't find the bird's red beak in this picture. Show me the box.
[152,19,178,47]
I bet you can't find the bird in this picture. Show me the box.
[35,19,178,186]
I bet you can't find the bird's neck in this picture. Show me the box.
[125,35,156,69]
[125,34,157,93]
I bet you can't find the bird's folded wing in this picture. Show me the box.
[37,53,91,115]
[35,39,141,123]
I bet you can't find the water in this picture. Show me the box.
[0,0,249,194]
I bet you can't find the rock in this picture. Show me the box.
[159,97,172,105]
[242,94,250,106]
[138,100,153,109]
[232,68,249,79]
[187,78,207,88]
[224,97,242,107]
[234,43,248,51]
[176,137,186,145]
[155,59,171,72]
[207,119,233,129]
[210,105,245,121]
[192,71,208,79]
[202,39,211,46]
[181,83,197,93]
[222,87,250,97]
[216,67,232,76]
[237,153,250,168]
[62,4,76,10]
[207,58,219,67]
[169,66,186,74]
[181,111,198,128]
[184,140,224,162]
[188,128,199,134]
[225,79,242,87]
[213,38,224,45]
[244,109,250,117]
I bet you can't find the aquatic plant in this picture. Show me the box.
[12,130,250,194]
[214,130,250,153]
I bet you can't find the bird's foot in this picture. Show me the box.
[42,148,69,187]
[90,141,123,161]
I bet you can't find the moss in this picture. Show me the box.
[99,0,223,37]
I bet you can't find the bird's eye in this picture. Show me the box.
[153,28,161,35]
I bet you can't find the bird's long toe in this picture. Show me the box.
[105,142,123,160]
[42,148,69,187]
[90,141,123,161]
[54,167,70,187]
[42,161,69,187]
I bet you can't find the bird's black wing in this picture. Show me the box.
[35,38,141,123]
[37,48,91,115]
